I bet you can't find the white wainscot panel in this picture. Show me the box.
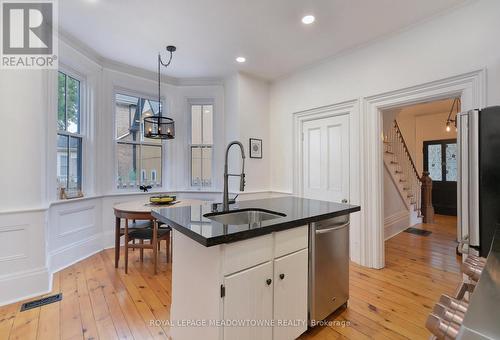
[0,210,49,306]
[57,205,96,236]
[0,225,28,262]
[48,199,103,273]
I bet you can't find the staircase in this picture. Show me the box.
[384,120,423,227]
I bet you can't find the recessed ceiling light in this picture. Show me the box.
[236,57,246,63]
[302,15,315,25]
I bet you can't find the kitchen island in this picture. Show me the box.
[152,196,360,340]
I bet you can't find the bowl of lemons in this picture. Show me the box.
[149,195,177,205]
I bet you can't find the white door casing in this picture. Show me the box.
[302,114,349,203]
[293,100,361,264]
[362,69,485,269]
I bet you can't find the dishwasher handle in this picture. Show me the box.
[315,222,349,234]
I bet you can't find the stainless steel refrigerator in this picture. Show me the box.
[458,106,500,257]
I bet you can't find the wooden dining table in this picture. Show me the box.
[113,198,203,268]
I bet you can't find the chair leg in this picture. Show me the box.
[153,221,158,275]
[140,239,144,262]
[124,219,129,274]
[132,239,135,251]
[166,233,170,263]
[124,236,129,274]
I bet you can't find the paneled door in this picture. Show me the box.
[302,114,350,203]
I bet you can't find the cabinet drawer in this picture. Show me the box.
[274,225,308,258]
[223,234,273,275]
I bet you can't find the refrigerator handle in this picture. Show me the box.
[457,112,470,254]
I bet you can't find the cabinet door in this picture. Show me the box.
[223,261,273,340]
[273,249,308,340]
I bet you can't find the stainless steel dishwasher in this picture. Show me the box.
[308,215,349,324]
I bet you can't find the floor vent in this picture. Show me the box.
[404,227,432,237]
[20,293,62,312]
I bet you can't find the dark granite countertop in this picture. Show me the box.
[151,196,360,247]
[459,225,500,339]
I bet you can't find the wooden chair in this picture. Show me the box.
[124,219,171,274]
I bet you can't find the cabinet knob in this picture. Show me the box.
[266,279,272,286]
[279,273,285,280]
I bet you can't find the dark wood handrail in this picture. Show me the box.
[394,120,421,181]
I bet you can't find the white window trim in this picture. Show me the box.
[112,87,166,191]
[187,99,215,190]
[56,67,87,197]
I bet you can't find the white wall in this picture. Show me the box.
[270,0,500,194]
[0,70,51,304]
[269,0,500,265]
[224,72,271,192]
[0,70,48,211]
[396,113,417,161]
[238,74,270,192]
[383,167,410,240]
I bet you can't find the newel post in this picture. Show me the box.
[421,171,434,223]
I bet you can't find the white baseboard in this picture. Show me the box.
[49,233,103,273]
[384,211,410,240]
[0,266,50,306]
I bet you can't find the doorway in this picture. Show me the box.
[423,139,458,216]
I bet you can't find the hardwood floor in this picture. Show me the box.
[0,215,461,340]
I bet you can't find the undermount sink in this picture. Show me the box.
[204,208,286,225]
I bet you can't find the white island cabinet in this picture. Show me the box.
[170,225,309,340]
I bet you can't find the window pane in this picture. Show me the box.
[202,105,213,145]
[66,76,80,133]
[57,134,69,189]
[191,146,202,186]
[115,94,139,140]
[202,147,212,186]
[191,105,202,144]
[116,143,140,188]
[141,99,162,144]
[446,143,457,182]
[141,145,162,186]
[68,136,82,193]
[428,144,442,181]
[58,72,66,130]
[115,94,161,144]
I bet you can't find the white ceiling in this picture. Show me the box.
[60,0,469,80]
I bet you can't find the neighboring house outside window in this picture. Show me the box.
[115,93,163,189]
[190,104,213,188]
[57,71,83,196]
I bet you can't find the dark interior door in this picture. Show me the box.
[423,139,457,216]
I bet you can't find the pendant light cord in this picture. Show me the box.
[158,46,176,116]
[446,97,461,126]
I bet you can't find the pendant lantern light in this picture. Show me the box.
[144,45,176,139]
